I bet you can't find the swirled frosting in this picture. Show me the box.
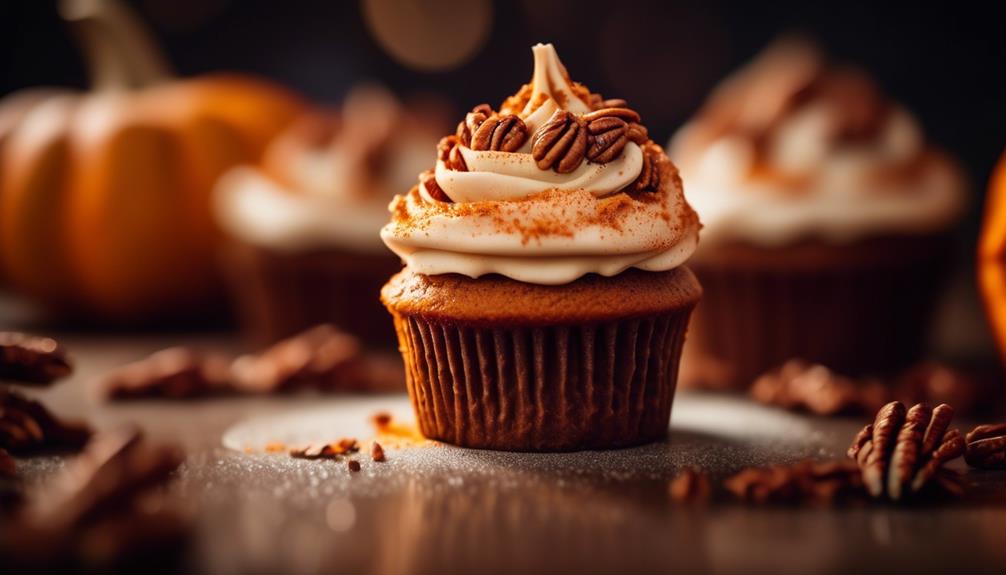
[215,86,445,254]
[381,43,700,284]
[669,38,967,249]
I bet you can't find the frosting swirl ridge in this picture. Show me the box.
[380,43,700,285]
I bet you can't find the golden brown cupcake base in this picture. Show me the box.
[685,234,953,390]
[382,268,701,451]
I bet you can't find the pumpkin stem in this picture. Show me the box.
[59,0,173,91]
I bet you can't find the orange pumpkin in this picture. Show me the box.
[0,0,303,322]
[979,150,1006,362]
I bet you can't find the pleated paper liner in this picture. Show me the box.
[389,309,694,451]
[221,242,403,349]
[685,234,953,391]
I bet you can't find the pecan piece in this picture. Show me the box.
[668,467,711,504]
[964,423,1006,469]
[4,427,189,570]
[586,116,629,163]
[0,387,90,454]
[101,347,232,400]
[531,109,587,173]
[371,441,386,462]
[419,170,452,202]
[849,401,965,500]
[724,460,864,506]
[437,135,467,171]
[470,114,528,152]
[290,438,359,460]
[0,332,72,385]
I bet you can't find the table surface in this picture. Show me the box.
[11,332,1006,575]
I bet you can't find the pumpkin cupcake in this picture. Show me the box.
[381,44,702,451]
[214,86,446,347]
[669,38,968,390]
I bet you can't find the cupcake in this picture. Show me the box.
[669,38,967,390]
[380,44,702,451]
[214,86,446,348]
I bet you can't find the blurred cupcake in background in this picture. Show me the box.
[214,85,448,348]
[669,37,968,390]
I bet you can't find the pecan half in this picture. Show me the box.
[0,332,72,385]
[964,423,1006,469]
[586,116,629,163]
[531,109,587,173]
[582,106,641,124]
[849,401,965,500]
[633,143,663,192]
[0,387,90,454]
[470,114,528,152]
[668,467,711,504]
[101,347,232,400]
[724,460,864,506]
[419,170,452,202]
[456,104,493,147]
[437,135,467,171]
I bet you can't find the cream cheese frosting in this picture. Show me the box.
[214,86,442,254]
[669,38,967,249]
[381,43,700,285]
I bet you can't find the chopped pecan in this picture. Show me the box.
[347,460,361,472]
[419,170,452,202]
[0,387,90,454]
[231,324,362,394]
[437,135,467,171]
[724,460,864,506]
[3,426,189,570]
[626,122,649,144]
[668,467,711,504]
[751,359,875,416]
[601,98,628,109]
[964,423,1006,469]
[290,438,359,460]
[849,401,965,500]
[101,347,232,400]
[470,114,528,152]
[531,109,587,173]
[586,116,629,163]
[0,332,72,385]
[371,441,386,462]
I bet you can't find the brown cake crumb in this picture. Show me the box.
[347,460,361,472]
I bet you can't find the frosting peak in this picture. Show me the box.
[522,43,592,118]
[380,43,700,285]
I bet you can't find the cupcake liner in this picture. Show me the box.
[221,242,403,348]
[686,236,953,390]
[389,310,693,451]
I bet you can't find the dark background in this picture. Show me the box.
[5,0,1005,204]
